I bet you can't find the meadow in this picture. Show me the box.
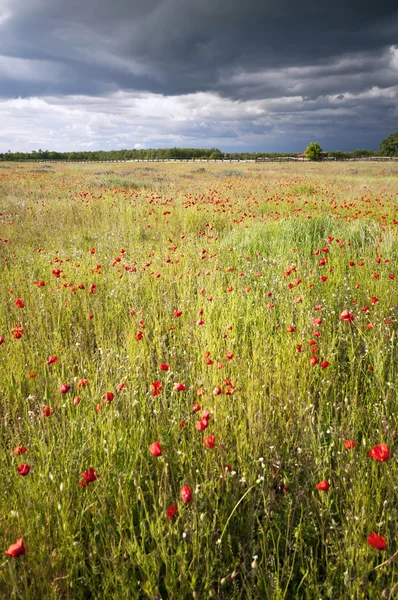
[0,160,397,599]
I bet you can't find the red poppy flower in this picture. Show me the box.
[371,296,379,304]
[197,387,204,396]
[42,406,52,417]
[196,318,205,326]
[174,382,186,392]
[14,298,25,308]
[203,435,215,448]
[368,443,390,462]
[159,363,170,371]
[192,403,201,412]
[310,357,318,366]
[196,419,209,431]
[344,440,357,449]
[313,318,322,325]
[166,504,178,519]
[151,381,162,397]
[316,480,329,491]
[5,538,26,557]
[0,336,4,344]
[286,325,295,333]
[174,310,182,317]
[13,446,28,455]
[103,391,114,403]
[339,310,355,322]
[17,464,30,476]
[80,468,97,488]
[135,331,144,340]
[77,378,88,388]
[213,386,222,395]
[149,441,162,456]
[367,532,386,550]
[320,360,329,369]
[60,384,70,394]
[46,355,58,365]
[180,485,192,503]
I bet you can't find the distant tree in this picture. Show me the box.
[209,149,222,160]
[305,142,323,161]
[352,149,377,158]
[380,132,398,156]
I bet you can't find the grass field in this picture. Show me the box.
[0,161,397,599]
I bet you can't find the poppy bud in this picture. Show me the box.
[180,485,192,503]
[149,441,162,457]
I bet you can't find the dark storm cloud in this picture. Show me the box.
[1,0,397,97]
[0,0,397,151]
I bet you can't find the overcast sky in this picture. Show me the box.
[0,0,397,152]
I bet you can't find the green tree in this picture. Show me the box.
[305,141,323,161]
[209,149,222,160]
[380,132,398,156]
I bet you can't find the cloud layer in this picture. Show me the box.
[0,0,397,151]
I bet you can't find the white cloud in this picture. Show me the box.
[0,79,397,152]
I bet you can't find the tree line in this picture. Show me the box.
[0,147,302,161]
[0,132,397,161]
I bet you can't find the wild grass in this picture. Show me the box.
[0,161,397,599]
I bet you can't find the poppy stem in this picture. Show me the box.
[370,550,398,572]
[218,482,258,544]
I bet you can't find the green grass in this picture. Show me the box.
[0,161,397,599]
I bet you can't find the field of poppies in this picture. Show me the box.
[0,160,397,599]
